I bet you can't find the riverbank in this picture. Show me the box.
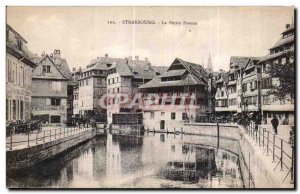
[7,128,97,171]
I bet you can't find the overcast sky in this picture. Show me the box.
[7,6,294,71]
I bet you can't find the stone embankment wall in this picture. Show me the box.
[7,129,96,171]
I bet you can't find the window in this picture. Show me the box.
[108,79,110,85]
[150,112,154,119]
[6,99,8,120]
[161,112,165,116]
[171,112,176,120]
[221,91,224,97]
[282,57,287,65]
[86,79,89,85]
[263,95,270,105]
[51,98,61,106]
[12,100,16,120]
[17,38,22,50]
[97,78,101,84]
[20,101,24,120]
[21,66,24,87]
[52,81,61,91]
[42,65,51,73]
[50,116,61,123]
[182,113,188,120]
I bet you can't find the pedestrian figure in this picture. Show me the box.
[271,115,279,135]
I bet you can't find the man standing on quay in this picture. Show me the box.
[271,115,279,135]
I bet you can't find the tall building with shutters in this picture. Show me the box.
[6,24,37,122]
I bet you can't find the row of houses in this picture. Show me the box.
[214,23,294,125]
[6,21,294,128]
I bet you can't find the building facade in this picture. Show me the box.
[258,23,295,125]
[6,24,36,122]
[106,56,157,125]
[71,67,82,118]
[31,54,69,125]
[78,56,108,121]
[139,58,210,130]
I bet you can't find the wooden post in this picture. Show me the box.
[50,130,51,141]
[55,128,57,139]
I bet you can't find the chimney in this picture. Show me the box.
[41,51,45,57]
[53,49,61,65]
[72,67,76,71]
[145,57,148,62]
[105,54,108,58]
[135,56,139,61]
[50,53,53,59]
[79,67,82,71]
[286,24,290,29]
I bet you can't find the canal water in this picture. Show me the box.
[7,132,244,188]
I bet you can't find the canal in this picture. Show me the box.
[7,132,244,188]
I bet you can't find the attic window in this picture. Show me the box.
[133,71,138,75]
[156,72,160,76]
[42,65,51,73]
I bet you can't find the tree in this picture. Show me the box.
[266,50,295,101]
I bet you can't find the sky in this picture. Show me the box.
[7,6,294,71]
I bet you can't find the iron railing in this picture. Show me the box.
[6,126,92,151]
[245,122,294,184]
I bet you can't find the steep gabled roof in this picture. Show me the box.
[33,55,68,80]
[139,58,208,89]
[59,58,72,79]
[229,56,251,69]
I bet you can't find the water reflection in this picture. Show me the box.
[7,133,243,188]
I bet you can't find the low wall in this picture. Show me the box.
[7,128,96,171]
[183,123,240,140]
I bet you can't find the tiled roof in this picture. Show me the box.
[152,66,168,75]
[139,58,208,89]
[6,42,36,68]
[160,69,187,78]
[58,58,72,79]
[259,48,294,63]
[128,61,156,80]
[106,58,157,79]
[269,35,294,50]
[109,60,132,76]
[229,56,251,69]
[139,73,205,89]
